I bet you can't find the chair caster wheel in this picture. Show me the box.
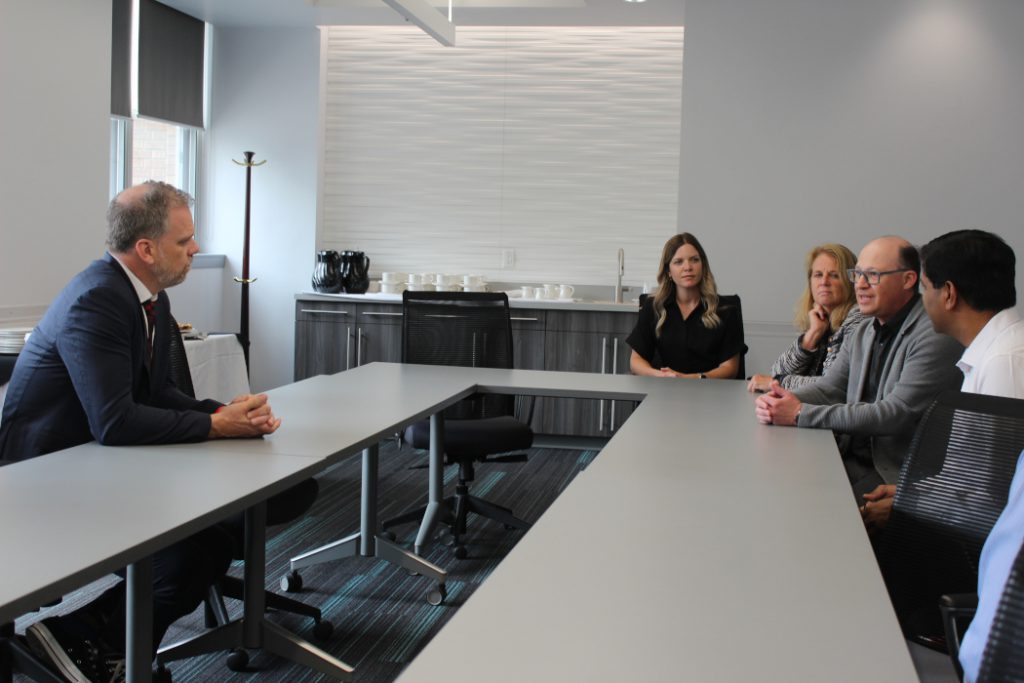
[427,583,447,606]
[454,545,468,560]
[153,664,173,683]
[226,647,249,672]
[313,619,334,640]
[280,570,303,592]
[380,530,396,541]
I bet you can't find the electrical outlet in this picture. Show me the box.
[501,249,515,268]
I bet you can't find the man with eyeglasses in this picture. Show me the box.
[755,236,963,499]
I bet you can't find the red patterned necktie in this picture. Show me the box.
[142,299,156,360]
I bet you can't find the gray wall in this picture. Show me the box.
[0,0,111,325]
[192,26,321,392]
[679,0,1024,373]
[5,1,1024,390]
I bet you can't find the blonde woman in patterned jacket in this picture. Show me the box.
[748,243,864,392]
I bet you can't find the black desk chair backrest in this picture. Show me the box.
[167,316,196,398]
[718,294,747,379]
[977,538,1024,683]
[636,292,747,379]
[403,290,516,424]
[878,390,1024,647]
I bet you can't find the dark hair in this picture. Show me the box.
[897,243,921,279]
[920,230,1016,312]
[106,181,193,253]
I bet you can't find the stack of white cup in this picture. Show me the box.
[519,284,574,300]
[380,272,407,295]
[462,274,487,292]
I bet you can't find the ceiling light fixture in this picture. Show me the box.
[381,0,456,46]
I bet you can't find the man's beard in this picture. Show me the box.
[154,259,191,289]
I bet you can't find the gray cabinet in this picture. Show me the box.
[539,310,637,437]
[354,305,403,366]
[294,301,405,380]
[293,299,639,437]
[510,310,545,371]
[294,301,356,380]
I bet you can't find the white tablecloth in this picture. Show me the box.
[183,334,250,403]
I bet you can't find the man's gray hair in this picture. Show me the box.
[106,181,193,253]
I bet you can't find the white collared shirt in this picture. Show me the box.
[110,253,157,337]
[956,307,1024,399]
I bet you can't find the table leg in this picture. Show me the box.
[126,557,153,683]
[287,444,448,599]
[157,501,353,680]
[413,413,446,554]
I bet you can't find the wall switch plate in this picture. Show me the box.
[501,248,515,268]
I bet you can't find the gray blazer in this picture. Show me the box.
[790,298,964,483]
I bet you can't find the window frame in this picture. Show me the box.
[109,117,202,236]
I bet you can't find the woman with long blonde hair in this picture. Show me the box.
[747,243,864,391]
[627,233,744,379]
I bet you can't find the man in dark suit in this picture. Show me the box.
[0,181,305,682]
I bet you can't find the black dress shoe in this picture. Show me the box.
[26,617,125,683]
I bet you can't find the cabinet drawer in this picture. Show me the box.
[356,304,404,325]
[544,310,637,335]
[295,301,357,322]
[509,309,545,331]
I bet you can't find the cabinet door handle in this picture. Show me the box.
[361,311,402,317]
[300,308,349,315]
[611,337,619,429]
[598,336,608,432]
[510,317,540,322]
[346,327,353,370]
[357,328,364,366]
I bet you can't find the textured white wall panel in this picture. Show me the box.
[320,26,683,285]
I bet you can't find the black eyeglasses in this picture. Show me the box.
[846,268,910,286]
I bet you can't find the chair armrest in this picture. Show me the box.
[940,593,978,682]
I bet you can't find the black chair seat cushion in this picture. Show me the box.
[404,416,533,461]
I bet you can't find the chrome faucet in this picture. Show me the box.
[615,248,625,303]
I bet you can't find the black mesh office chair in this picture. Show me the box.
[636,292,748,378]
[167,317,331,670]
[975,538,1024,683]
[876,391,1024,654]
[381,291,534,559]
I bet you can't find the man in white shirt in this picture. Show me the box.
[858,229,1023,682]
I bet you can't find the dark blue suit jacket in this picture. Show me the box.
[0,254,220,462]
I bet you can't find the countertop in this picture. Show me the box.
[295,291,641,313]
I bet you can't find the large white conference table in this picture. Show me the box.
[396,366,920,683]
[0,363,918,682]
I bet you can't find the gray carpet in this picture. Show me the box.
[15,442,596,682]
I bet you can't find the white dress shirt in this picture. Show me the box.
[957,307,1024,398]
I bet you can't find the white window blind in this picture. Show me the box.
[320,26,683,285]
